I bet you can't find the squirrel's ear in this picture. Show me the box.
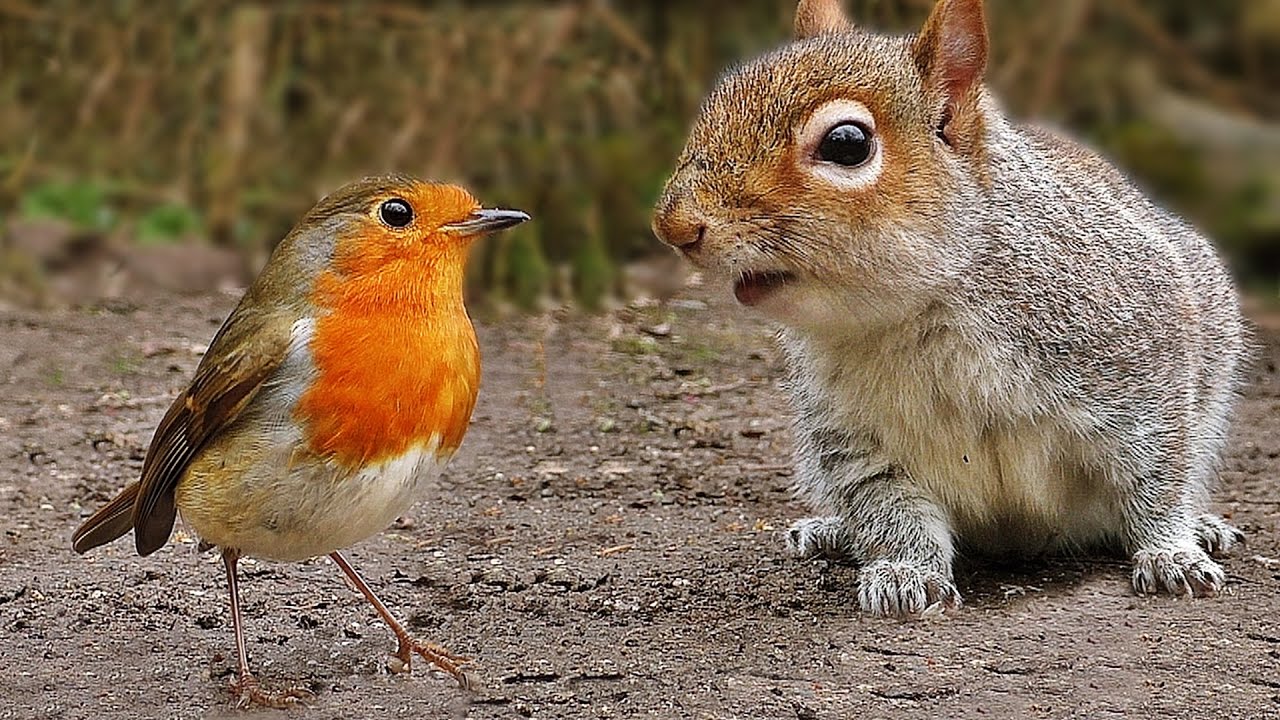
[795,0,852,40]
[912,0,988,130]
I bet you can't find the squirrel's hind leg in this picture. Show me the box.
[1194,513,1244,558]
[1124,500,1230,598]
[1131,546,1225,598]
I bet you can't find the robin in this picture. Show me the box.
[71,175,528,707]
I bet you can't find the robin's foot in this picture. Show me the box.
[387,636,475,689]
[229,672,313,709]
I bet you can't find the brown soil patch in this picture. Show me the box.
[2,285,1277,719]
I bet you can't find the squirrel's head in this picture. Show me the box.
[653,0,990,329]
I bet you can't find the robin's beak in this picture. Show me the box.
[440,208,530,236]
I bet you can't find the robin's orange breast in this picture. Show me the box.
[296,240,480,470]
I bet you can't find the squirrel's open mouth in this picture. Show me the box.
[733,270,795,306]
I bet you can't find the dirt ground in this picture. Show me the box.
[1,281,1278,720]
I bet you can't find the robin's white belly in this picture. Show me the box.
[177,435,450,562]
[263,440,447,561]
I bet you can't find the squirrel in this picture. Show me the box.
[651,0,1247,616]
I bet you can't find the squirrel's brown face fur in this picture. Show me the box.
[653,0,988,328]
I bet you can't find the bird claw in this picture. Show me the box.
[391,637,477,689]
[229,672,313,709]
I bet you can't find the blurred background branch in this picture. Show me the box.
[0,0,1276,309]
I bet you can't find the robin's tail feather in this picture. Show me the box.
[72,482,140,553]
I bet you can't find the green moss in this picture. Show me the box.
[611,335,657,355]
[107,349,140,376]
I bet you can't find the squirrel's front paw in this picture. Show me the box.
[1131,548,1225,597]
[857,560,961,618]
[785,516,851,560]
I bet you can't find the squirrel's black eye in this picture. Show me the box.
[817,122,874,167]
[379,198,413,228]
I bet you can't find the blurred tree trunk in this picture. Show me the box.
[206,6,267,248]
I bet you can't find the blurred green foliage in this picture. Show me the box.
[572,223,614,313]
[20,181,113,230]
[137,203,204,245]
[0,0,1276,304]
[501,228,553,311]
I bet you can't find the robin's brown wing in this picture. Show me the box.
[71,481,140,553]
[71,303,293,557]
[127,301,296,556]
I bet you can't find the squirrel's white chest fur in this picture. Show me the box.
[785,318,1122,556]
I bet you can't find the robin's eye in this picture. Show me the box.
[379,198,413,228]
[817,122,874,167]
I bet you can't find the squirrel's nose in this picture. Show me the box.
[652,208,707,254]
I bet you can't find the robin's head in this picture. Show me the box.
[264,175,526,311]
[292,175,527,281]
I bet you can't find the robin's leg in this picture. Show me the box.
[329,552,474,688]
[221,548,313,708]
